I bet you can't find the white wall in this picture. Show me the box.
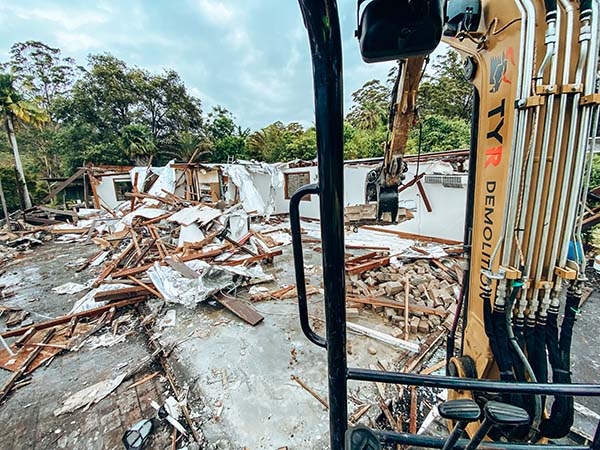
[273,166,320,218]
[230,161,467,241]
[394,162,467,242]
[94,174,130,210]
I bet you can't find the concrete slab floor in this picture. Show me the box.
[0,243,173,450]
[156,245,418,449]
[0,239,599,449]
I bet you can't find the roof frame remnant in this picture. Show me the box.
[40,167,87,204]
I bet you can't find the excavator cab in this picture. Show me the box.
[293,0,600,449]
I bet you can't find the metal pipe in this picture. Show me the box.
[297,1,347,448]
[488,0,533,276]
[499,0,538,271]
[537,0,576,318]
[548,10,592,306]
[347,368,600,396]
[521,16,559,322]
[576,105,600,274]
[557,10,595,269]
[574,0,600,274]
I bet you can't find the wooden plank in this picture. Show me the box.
[93,242,136,287]
[1,297,147,339]
[361,225,462,246]
[346,295,448,317]
[420,359,446,375]
[345,244,390,251]
[404,274,410,340]
[41,168,86,204]
[111,245,230,278]
[213,292,264,326]
[345,251,380,266]
[165,258,200,279]
[409,386,417,434]
[127,276,164,300]
[401,328,446,373]
[416,179,432,213]
[0,329,55,402]
[346,256,391,275]
[220,250,282,266]
[49,227,91,235]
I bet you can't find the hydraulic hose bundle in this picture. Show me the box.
[540,285,582,437]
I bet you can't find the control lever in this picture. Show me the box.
[345,426,382,450]
[465,401,530,450]
[438,399,481,450]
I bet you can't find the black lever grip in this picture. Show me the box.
[289,183,326,348]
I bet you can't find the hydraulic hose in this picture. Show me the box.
[506,282,539,439]
[540,284,581,438]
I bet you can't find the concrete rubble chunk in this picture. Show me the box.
[382,281,403,296]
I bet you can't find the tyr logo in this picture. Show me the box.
[489,48,515,93]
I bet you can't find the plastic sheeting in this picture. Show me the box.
[147,260,269,308]
[69,283,133,314]
[223,162,284,217]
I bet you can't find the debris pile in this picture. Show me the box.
[346,251,463,336]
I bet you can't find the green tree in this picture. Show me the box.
[286,127,317,160]
[347,79,390,130]
[406,115,470,153]
[120,124,156,165]
[205,106,249,163]
[59,54,204,166]
[343,122,387,160]
[0,73,49,209]
[2,41,82,116]
[1,41,82,178]
[418,50,473,121]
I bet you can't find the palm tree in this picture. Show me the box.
[0,73,49,209]
[165,131,212,163]
[119,124,157,166]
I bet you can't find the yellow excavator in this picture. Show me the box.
[290,0,600,449]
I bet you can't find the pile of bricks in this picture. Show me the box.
[346,257,463,335]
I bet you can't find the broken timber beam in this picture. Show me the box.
[94,286,150,302]
[111,245,231,278]
[0,328,55,403]
[346,256,391,275]
[220,249,282,266]
[346,295,447,317]
[40,168,86,204]
[1,297,147,339]
[360,226,462,246]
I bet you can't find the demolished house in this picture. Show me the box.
[3,149,575,449]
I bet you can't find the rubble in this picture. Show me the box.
[0,160,472,448]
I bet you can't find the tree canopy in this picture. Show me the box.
[0,40,472,211]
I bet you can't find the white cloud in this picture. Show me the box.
[53,31,101,53]
[194,0,235,26]
[0,5,108,30]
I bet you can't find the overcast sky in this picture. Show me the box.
[0,0,401,130]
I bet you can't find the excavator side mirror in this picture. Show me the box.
[356,0,443,63]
